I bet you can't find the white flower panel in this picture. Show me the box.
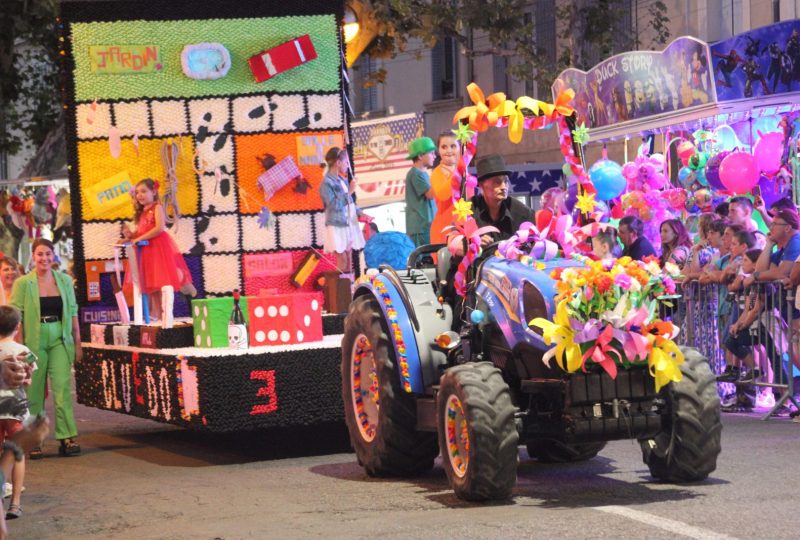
[312,211,326,248]
[201,254,241,294]
[112,101,151,138]
[241,215,278,252]
[277,213,313,249]
[270,95,306,131]
[196,213,240,254]
[150,100,189,137]
[188,97,230,134]
[307,94,343,130]
[76,102,112,140]
[81,222,125,260]
[194,133,234,176]
[198,171,238,213]
[166,217,196,254]
[232,95,271,133]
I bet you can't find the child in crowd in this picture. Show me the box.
[591,230,617,262]
[721,230,756,288]
[722,248,777,409]
[0,306,34,520]
[320,147,366,274]
[404,137,437,247]
[429,132,462,244]
[121,178,196,319]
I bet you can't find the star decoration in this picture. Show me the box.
[575,191,599,214]
[572,122,590,146]
[452,123,475,145]
[452,198,473,222]
[257,207,273,228]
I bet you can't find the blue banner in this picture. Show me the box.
[710,20,800,101]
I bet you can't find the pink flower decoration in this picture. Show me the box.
[614,273,632,290]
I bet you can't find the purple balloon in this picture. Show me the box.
[565,182,578,213]
[704,151,730,191]
[759,174,788,208]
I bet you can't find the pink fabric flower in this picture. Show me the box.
[614,273,632,290]
[663,276,676,295]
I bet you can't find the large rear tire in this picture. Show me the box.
[526,440,606,463]
[437,362,518,501]
[641,347,722,482]
[341,295,438,476]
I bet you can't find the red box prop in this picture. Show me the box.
[248,35,317,83]
[247,293,323,346]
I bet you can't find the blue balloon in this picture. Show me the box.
[678,166,694,188]
[470,310,485,324]
[589,160,625,201]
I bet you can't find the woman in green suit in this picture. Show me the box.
[10,238,82,458]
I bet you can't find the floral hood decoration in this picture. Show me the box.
[530,255,683,391]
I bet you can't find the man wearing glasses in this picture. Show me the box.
[745,209,800,287]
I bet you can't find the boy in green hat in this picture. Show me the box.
[404,137,437,246]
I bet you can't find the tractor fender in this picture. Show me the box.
[354,269,451,393]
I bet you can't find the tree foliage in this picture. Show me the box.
[358,0,670,93]
[0,0,60,158]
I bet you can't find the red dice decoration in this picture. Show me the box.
[247,293,323,346]
[248,35,317,83]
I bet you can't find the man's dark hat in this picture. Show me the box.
[475,154,512,182]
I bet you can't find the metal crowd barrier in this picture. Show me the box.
[675,280,800,420]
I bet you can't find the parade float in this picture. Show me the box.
[63,0,353,431]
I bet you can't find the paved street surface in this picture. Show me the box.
[8,403,800,540]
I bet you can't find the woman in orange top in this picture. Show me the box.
[429,132,462,244]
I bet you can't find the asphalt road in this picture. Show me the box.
[8,403,800,540]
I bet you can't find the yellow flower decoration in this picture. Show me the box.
[575,192,599,214]
[529,300,581,372]
[452,198,473,223]
[453,83,516,132]
[647,335,684,392]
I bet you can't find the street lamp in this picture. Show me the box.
[344,0,382,67]
[344,6,360,44]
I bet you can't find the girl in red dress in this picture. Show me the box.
[121,178,195,319]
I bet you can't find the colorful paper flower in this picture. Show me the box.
[575,192,599,214]
[452,198,473,223]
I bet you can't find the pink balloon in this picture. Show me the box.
[719,151,759,194]
[753,131,785,174]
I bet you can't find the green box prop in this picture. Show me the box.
[191,297,250,348]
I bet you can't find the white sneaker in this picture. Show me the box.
[756,390,775,409]
[2,483,10,499]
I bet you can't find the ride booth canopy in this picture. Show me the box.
[62,0,356,431]
[550,19,800,247]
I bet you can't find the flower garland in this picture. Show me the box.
[443,212,499,297]
[530,255,683,392]
[352,335,377,439]
[370,278,412,393]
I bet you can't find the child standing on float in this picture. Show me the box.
[121,178,195,319]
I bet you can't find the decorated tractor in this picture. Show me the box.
[340,84,722,501]
[341,245,722,501]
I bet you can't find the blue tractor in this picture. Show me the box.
[341,246,722,501]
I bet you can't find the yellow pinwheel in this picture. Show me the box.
[529,300,582,372]
[453,83,515,132]
[647,335,684,392]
